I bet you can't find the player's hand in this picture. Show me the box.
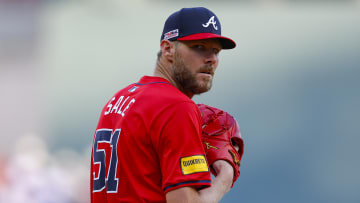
[233,142,240,151]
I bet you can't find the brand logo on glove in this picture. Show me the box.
[228,150,241,166]
[204,142,218,150]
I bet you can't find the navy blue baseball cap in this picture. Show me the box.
[160,7,236,49]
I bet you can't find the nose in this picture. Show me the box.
[204,50,218,66]
[205,49,218,65]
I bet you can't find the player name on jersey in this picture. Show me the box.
[104,95,136,117]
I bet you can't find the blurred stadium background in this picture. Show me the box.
[1,0,360,202]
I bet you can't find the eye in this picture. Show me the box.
[193,44,205,50]
[213,48,220,54]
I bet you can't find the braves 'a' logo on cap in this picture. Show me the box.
[202,16,218,30]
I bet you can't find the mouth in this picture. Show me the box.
[200,71,212,75]
[198,67,214,76]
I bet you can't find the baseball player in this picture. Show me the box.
[91,7,243,202]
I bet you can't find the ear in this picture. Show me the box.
[160,40,176,63]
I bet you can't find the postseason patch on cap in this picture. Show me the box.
[164,29,179,40]
[180,155,209,175]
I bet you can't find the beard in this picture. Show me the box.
[171,52,213,95]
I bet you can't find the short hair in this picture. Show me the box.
[157,50,162,62]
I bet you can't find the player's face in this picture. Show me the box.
[172,39,222,95]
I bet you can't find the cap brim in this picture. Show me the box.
[177,33,236,49]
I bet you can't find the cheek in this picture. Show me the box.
[182,58,199,72]
[213,59,219,70]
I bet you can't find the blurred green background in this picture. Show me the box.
[1,0,359,202]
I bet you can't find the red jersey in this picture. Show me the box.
[91,76,211,202]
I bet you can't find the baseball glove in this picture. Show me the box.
[197,104,244,187]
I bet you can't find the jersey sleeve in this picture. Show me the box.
[151,101,211,193]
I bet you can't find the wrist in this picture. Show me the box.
[212,160,234,188]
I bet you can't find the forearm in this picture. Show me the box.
[198,160,233,203]
[166,160,234,203]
